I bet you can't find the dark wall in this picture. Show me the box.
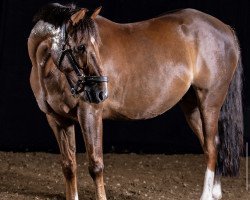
[0,0,249,153]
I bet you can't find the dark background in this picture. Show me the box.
[0,0,249,154]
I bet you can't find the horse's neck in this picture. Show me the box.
[33,53,77,112]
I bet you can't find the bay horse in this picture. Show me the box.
[28,3,243,200]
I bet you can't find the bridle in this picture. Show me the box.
[58,23,108,97]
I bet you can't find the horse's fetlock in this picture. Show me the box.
[61,160,76,180]
[88,162,104,179]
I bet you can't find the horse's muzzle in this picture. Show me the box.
[83,84,108,104]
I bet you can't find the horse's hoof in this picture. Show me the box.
[212,184,222,199]
[212,194,222,200]
[200,195,214,200]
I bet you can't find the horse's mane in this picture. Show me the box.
[33,3,77,27]
[33,3,100,44]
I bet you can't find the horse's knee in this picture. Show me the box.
[61,160,77,180]
[88,159,104,179]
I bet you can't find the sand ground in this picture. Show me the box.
[0,152,249,200]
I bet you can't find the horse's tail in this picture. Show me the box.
[217,38,244,177]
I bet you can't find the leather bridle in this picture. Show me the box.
[58,23,108,97]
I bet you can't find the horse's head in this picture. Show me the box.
[54,7,108,104]
[30,4,108,104]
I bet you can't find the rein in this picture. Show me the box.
[58,23,108,97]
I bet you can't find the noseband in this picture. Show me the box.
[58,24,108,97]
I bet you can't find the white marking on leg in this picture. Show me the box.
[215,135,220,146]
[200,168,215,200]
[74,192,79,200]
[212,175,222,200]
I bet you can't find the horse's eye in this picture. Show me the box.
[77,45,86,52]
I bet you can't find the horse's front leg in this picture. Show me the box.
[46,114,78,200]
[78,106,106,200]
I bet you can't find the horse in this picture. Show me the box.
[28,3,243,200]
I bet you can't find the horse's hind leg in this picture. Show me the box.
[179,87,204,146]
[46,114,78,200]
[212,174,222,199]
[179,87,222,200]
[195,86,228,200]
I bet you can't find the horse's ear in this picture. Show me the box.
[71,8,87,26]
[91,6,102,19]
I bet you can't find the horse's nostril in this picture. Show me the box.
[99,91,104,101]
